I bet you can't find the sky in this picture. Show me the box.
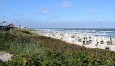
[0,0,115,28]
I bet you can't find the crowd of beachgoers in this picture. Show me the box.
[35,29,115,51]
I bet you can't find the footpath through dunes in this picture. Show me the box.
[1,28,115,65]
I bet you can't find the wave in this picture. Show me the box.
[35,28,115,38]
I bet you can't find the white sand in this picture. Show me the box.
[36,29,115,51]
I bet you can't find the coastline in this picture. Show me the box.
[36,29,115,51]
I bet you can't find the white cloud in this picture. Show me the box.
[62,1,73,8]
[41,8,49,14]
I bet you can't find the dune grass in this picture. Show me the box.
[0,28,115,66]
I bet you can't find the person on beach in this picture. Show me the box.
[83,41,85,45]
[96,42,99,46]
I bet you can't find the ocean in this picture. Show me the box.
[35,28,115,38]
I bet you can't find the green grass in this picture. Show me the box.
[0,28,115,66]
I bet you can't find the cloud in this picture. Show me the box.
[62,1,73,8]
[41,8,49,14]
[88,9,97,14]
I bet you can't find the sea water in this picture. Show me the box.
[35,28,115,38]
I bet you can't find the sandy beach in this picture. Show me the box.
[36,29,115,51]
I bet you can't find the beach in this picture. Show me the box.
[35,29,115,51]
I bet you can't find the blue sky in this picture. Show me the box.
[0,0,115,28]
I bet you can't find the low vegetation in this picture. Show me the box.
[0,28,115,66]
